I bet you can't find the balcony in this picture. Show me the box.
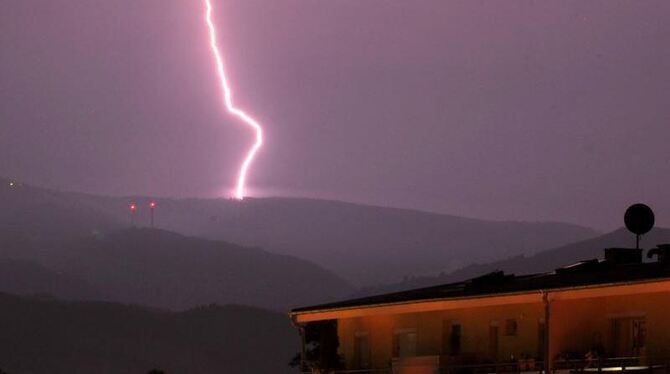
[303,357,670,374]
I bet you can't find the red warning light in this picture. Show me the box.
[149,201,157,209]
[130,204,137,211]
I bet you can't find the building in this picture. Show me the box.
[290,245,670,373]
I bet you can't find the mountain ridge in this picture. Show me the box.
[357,227,670,296]
[0,227,354,311]
[1,178,599,286]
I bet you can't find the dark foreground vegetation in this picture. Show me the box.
[0,293,297,374]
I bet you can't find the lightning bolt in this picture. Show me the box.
[205,0,264,200]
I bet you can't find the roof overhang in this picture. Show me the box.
[291,278,670,323]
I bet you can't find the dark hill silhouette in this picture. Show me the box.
[0,258,101,300]
[0,293,297,374]
[0,178,599,286]
[358,227,670,296]
[28,228,353,311]
[1,179,353,310]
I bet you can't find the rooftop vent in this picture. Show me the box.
[647,244,670,263]
[555,259,600,274]
[467,271,514,289]
[604,247,642,264]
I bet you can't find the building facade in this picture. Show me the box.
[291,245,670,373]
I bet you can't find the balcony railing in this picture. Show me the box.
[554,356,670,372]
[302,356,670,374]
[440,361,546,374]
[302,370,391,374]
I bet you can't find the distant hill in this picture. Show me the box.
[0,258,101,300]
[0,178,599,286]
[358,227,670,295]
[114,197,599,286]
[0,228,353,311]
[0,178,354,310]
[0,293,297,374]
[0,178,121,240]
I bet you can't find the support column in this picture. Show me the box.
[299,325,307,371]
[543,291,552,373]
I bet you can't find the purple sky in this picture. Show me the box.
[1,0,669,230]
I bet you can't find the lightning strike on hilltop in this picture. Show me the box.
[204,0,264,200]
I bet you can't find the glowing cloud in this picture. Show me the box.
[204,0,264,200]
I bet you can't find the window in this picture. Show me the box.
[537,319,546,360]
[354,331,370,369]
[442,321,462,355]
[489,324,499,359]
[392,328,417,358]
[505,319,518,336]
[611,317,646,356]
[444,322,462,356]
[633,319,647,351]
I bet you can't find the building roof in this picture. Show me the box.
[291,252,670,315]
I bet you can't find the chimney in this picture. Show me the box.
[647,244,670,263]
[604,247,643,264]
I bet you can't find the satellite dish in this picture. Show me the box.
[624,203,655,249]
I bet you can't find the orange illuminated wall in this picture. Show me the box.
[292,279,670,371]
[550,291,670,362]
[337,303,545,369]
